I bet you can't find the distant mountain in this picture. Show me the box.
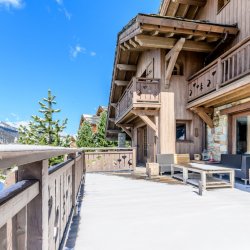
[5,121,30,129]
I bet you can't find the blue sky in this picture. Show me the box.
[0,0,159,135]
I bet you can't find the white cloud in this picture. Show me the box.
[55,0,63,5]
[10,113,20,120]
[90,51,97,57]
[0,0,23,8]
[54,0,71,20]
[70,45,86,59]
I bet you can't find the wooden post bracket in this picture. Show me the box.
[165,38,186,88]
[192,107,214,128]
[131,110,159,136]
[117,124,133,138]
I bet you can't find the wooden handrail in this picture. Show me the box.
[0,145,137,249]
[188,36,250,81]
[0,180,39,228]
[0,145,85,250]
[188,36,250,102]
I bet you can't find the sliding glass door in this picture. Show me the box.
[233,112,250,154]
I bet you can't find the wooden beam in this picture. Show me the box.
[131,110,159,116]
[139,115,157,134]
[193,107,214,128]
[120,44,127,51]
[117,124,132,138]
[141,24,224,40]
[137,14,238,35]
[135,35,213,53]
[165,38,185,88]
[114,80,129,87]
[107,130,121,134]
[194,36,206,41]
[110,103,117,108]
[165,37,186,61]
[220,102,250,115]
[172,0,207,7]
[129,39,139,48]
[117,64,137,71]
[109,118,115,123]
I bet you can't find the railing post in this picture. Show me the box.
[68,153,78,215]
[18,160,49,250]
[217,58,223,89]
[132,147,137,171]
[0,224,7,250]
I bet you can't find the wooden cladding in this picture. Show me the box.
[188,37,250,102]
[115,77,161,122]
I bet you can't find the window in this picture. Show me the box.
[218,0,230,13]
[176,123,187,141]
[235,115,250,154]
[172,63,182,76]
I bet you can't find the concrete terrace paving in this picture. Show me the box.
[66,173,250,250]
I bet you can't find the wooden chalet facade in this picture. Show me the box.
[107,0,250,164]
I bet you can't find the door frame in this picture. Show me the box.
[231,111,250,154]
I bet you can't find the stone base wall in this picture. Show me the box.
[207,97,250,161]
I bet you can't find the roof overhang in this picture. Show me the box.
[159,0,207,19]
[119,14,238,53]
[106,14,239,139]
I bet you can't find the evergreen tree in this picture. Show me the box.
[76,111,117,148]
[18,90,70,165]
[94,111,117,147]
[76,121,94,147]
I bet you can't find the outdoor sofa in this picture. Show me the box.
[211,154,250,185]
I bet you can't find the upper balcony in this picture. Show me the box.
[187,37,250,107]
[115,77,161,123]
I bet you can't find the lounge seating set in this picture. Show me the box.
[156,153,250,190]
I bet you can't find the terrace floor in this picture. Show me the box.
[65,172,250,250]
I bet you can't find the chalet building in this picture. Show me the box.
[0,122,18,144]
[79,106,107,133]
[106,0,250,164]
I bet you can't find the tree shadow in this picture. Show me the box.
[65,183,85,249]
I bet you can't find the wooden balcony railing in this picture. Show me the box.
[84,147,136,172]
[0,145,84,250]
[188,37,250,102]
[0,145,137,250]
[116,77,161,121]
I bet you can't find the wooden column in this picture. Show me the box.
[160,91,176,154]
[18,160,49,250]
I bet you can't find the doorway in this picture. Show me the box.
[232,112,250,154]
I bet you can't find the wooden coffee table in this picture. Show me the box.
[171,163,235,190]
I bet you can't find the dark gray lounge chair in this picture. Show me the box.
[211,154,250,185]
[156,154,174,175]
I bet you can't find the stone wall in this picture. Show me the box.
[207,97,250,161]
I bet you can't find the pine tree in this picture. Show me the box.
[18,90,70,151]
[76,121,94,147]
[94,111,117,147]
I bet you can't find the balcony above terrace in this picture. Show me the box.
[187,37,250,109]
[114,77,161,124]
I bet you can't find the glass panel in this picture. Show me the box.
[176,123,186,141]
[236,116,250,154]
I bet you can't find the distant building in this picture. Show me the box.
[0,122,19,144]
[79,106,107,133]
